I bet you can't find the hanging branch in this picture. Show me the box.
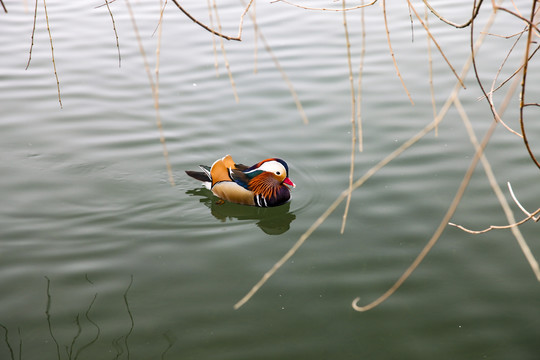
[170,0,254,41]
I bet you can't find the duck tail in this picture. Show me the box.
[185,166,211,182]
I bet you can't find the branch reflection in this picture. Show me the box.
[0,276,176,359]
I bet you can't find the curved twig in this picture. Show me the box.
[422,0,483,28]
[171,0,254,41]
[495,5,540,33]
[449,210,540,234]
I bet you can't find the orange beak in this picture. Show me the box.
[283,177,296,188]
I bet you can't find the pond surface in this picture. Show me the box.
[1,1,539,359]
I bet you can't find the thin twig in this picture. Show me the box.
[480,43,540,114]
[486,21,524,136]
[382,0,414,104]
[449,212,540,234]
[274,0,377,12]
[25,0,38,70]
[1,0,7,13]
[471,0,504,126]
[494,5,540,33]
[104,0,122,67]
[340,0,357,234]
[357,0,366,152]
[43,0,63,108]
[425,5,437,136]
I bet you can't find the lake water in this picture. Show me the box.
[1,1,539,359]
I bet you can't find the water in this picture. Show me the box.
[1,1,539,359]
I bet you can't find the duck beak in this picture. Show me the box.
[283,177,296,188]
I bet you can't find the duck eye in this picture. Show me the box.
[276,171,281,175]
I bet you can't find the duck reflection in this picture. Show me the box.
[186,188,296,235]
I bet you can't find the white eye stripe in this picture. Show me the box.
[251,161,286,176]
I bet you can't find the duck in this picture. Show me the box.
[186,155,295,207]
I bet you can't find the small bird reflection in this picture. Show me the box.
[186,188,296,235]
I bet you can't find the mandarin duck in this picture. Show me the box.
[186,155,295,207]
